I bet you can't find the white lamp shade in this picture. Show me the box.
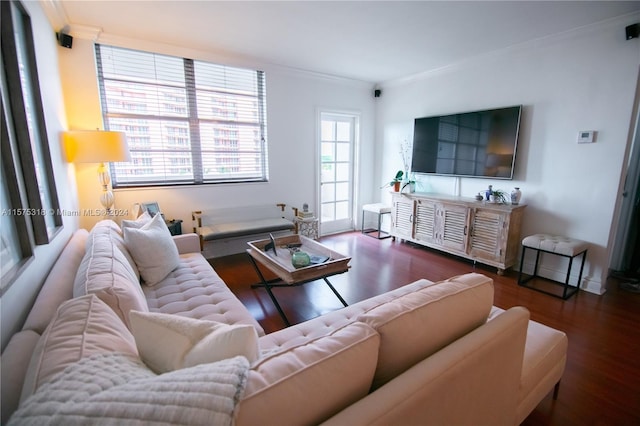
[62,130,130,163]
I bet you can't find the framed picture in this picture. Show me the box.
[141,202,161,217]
[1,0,62,247]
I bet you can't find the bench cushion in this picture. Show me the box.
[522,234,588,257]
[200,217,294,241]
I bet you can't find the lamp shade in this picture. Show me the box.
[62,130,130,163]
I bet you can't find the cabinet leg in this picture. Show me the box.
[497,268,505,276]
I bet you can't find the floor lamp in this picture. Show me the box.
[63,130,130,214]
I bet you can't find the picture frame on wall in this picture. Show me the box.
[141,202,162,218]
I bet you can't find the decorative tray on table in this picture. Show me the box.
[247,234,350,284]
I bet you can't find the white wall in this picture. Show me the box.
[1,1,79,350]
[375,14,640,294]
[58,35,376,232]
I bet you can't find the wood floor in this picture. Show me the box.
[211,231,640,425]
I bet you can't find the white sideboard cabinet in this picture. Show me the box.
[391,193,526,274]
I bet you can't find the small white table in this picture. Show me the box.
[296,216,319,240]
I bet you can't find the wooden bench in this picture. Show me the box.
[192,203,295,258]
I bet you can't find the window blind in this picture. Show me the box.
[95,44,268,186]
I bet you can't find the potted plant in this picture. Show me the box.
[382,170,404,192]
[489,188,508,204]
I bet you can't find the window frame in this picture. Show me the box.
[95,45,269,188]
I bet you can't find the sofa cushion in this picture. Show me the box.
[91,219,140,280]
[129,311,259,374]
[20,295,138,404]
[516,318,568,424]
[357,272,494,389]
[22,229,89,334]
[123,212,180,286]
[143,252,265,336]
[74,228,149,328]
[236,322,379,426]
[11,353,249,426]
[1,330,41,425]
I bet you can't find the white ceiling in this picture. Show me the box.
[56,1,640,83]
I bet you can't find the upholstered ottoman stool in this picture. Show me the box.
[517,234,588,299]
[361,203,392,239]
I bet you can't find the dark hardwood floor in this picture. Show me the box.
[210,231,640,425]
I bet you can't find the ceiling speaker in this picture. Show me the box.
[56,32,73,49]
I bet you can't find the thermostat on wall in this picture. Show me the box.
[577,130,595,144]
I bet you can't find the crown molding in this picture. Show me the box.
[38,0,68,30]
[381,10,640,89]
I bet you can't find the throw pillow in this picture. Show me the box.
[20,295,138,403]
[121,211,152,230]
[129,311,259,374]
[123,213,180,286]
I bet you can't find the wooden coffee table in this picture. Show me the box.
[247,234,351,326]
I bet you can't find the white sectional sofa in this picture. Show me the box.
[1,218,568,425]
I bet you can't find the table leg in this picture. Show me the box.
[324,277,348,307]
[248,256,291,327]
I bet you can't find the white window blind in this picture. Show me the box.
[95,44,268,186]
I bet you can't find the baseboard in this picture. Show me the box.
[519,260,604,295]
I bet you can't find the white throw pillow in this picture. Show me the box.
[121,211,152,230]
[129,311,259,374]
[123,213,180,286]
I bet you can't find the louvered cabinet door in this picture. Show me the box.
[440,203,470,253]
[414,199,437,243]
[391,196,415,239]
[469,209,507,263]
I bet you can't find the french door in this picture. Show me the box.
[318,112,358,235]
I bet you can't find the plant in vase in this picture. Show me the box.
[488,188,508,204]
[381,170,404,192]
[401,173,416,193]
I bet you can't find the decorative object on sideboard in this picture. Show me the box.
[401,172,416,194]
[489,188,508,204]
[62,130,130,215]
[382,170,404,192]
[485,185,493,201]
[511,187,522,205]
[475,193,485,201]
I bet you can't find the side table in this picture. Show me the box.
[295,217,319,240]
[165,219,183,236]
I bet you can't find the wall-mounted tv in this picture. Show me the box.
[411,105,522,179]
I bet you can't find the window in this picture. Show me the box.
[95,45,268,187]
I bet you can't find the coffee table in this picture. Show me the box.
[247,234,351,326]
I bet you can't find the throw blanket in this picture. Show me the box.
[9,353,250,425]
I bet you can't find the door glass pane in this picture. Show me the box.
[321,203,334,222]
[336,163,349,181]
[321,183,335,202]
[321,142,334,162]
[336,182,349,201]
[335,201,349,220]
[336,143,350,162]
[336,122,350,141]
[321,163,335,183]
[321,121,334,140]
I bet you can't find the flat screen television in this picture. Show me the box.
[411,105,522,179]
